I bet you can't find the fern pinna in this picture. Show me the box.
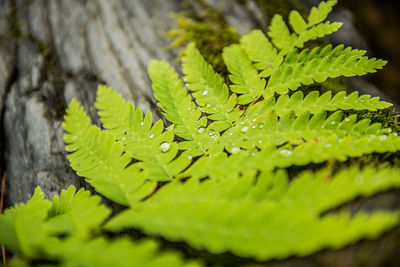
[1,1,400,266]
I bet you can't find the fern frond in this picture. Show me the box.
[148,60,214,156]
[308,0,337,26]
[2,187,200,267]
[268,14,297,55]
[46,237,201,267]
[219,109,390,152]
[296,21,343,48]
[182,43,242,131]
[268,0,341,54]
[63,99,156,206]
[96,85,192,180]
[46,186,111,236]
[239,30,282,78]
[149,60,205,140]
[222,44,266,104]
[266,45,387,94]
[107,167,400,261]
[265,91,392,116]
[185,131,400,180]
[0,187,52,257]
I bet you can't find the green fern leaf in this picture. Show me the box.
[185,130,400,180]
[219,109,389,153]
[265,91,392,116]
[63,99,156,206]
[289,10,307,34]
[95,85,192,180]
[240,30,282,78]
[266,45,387,94]
[46,237,201,267]
[268,14,297,55]
[46,185,111,236]
[107,167,400,261]
[222,44,266,104]
[308,0,338,26]
[148,60,216,156]
[182,43,242,131]
[2,187,200,267]
[295,21,343,48]
[0,187,52,257]
[149,60,205,140]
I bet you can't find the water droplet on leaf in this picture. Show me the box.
[198,127,205,134]
[241,126,249,133]
[280,149,292,157]
[231,147,240,154]
[159,142,170,152]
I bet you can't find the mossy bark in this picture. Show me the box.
[0,0,399,266]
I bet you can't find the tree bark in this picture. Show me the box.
[0,0,399,266]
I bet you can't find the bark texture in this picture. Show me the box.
[0,0,399,266]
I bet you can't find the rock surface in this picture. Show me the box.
[0,0,398,266]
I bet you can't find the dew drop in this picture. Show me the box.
[388,128,392,133]
[72,136,77,140]
[159,142,170,152]
[229,132,233,136]
[241,126,249,133]
[331,121,336,125]
[280,149,292,157]
[202,90,208,96]
[345,118,350,122]
[212,108,216,111]
[188,107,191,111]
[252,125,256,129]
[252,119,257,122]
[395,133,399,136]
[231,147,241,154]
[198,127,205,134]
[149,134,154,139]
[208,130,215,135]
[259,124,264,129]
[140,122,144,126]
[205,103,212,108]
[379,135,388,141]
[187,155,193,160]
[360,99,365,103]
[325,143,332,148]
[121,137,126,141]
[77,162,82,167]
[321,125,325,129]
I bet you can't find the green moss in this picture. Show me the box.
[355,108,400,133]
[167,2,239,78]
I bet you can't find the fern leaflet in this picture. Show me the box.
[107,167,400,261]
[96,85,192,180]
[182,43,242,131]
[63,99,156,206]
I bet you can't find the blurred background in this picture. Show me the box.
[339,0,400,103]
